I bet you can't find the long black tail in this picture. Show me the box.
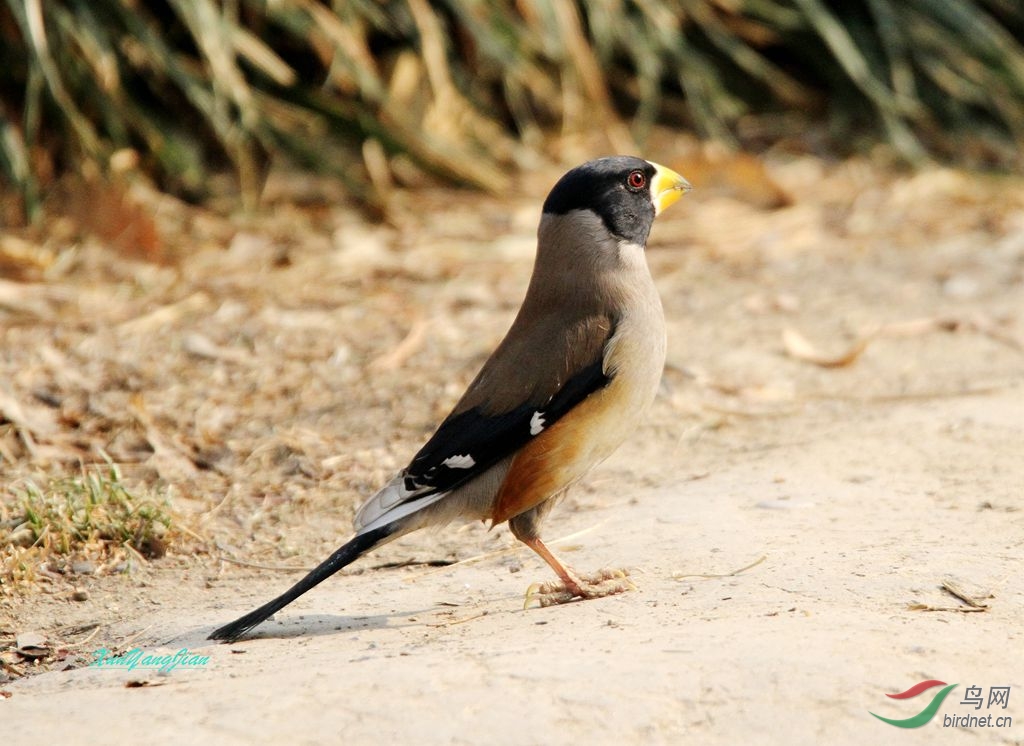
[208,523,396,642]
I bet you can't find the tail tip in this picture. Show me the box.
[207,621,251,643]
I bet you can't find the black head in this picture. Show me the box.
[542,156,660,246]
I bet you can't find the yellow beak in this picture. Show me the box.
[649,162,692,216]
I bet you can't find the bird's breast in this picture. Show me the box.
[490,274,666,525]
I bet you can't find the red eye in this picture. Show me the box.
[627,170,646,190]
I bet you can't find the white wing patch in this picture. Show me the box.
[352,473,446,534]
[442,454,476,469]
[530,410,546,436]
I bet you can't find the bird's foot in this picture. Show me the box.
[524,568,635,608]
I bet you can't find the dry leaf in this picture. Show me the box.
[0,235,55,280]
[941,578,991,609]
[15,632,50,659]
[0,279,54,317]
[65,176,164,264]
[118,292,210,333]
[782,327,871,368]
[874,315,1023,351]
[1,651,25,665]
[182,333,253,364]
[907,603,987,613]
[874,317,947,337]
[371,318,430,371]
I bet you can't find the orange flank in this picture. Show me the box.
[491,379,624,525]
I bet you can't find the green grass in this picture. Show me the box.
[1,464,175,592]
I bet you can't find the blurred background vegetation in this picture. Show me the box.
[2,0,1023,223]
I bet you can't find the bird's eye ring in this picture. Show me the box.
[626,170,646,190]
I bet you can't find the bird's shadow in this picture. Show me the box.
[168,606,443,648]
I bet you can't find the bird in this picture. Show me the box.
[209,156,691,642]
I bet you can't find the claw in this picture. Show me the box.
[522,567,636,608]
[523,582,546,609]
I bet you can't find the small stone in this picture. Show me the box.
[72,588,89,602]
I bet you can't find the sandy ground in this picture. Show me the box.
[1,151,1023,744]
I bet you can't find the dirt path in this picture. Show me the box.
[2,154,1022,744]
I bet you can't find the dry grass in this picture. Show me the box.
[2,1,1023,222]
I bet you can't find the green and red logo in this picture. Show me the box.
[870,680,959,728]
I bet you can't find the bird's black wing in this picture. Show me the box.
[351,313,617,532]
[404,353,610,496]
